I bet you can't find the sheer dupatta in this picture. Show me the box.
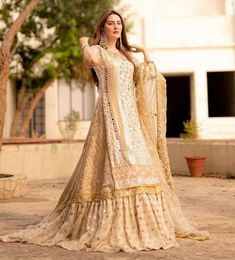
[135,60,174,190]
[135,60,210,240]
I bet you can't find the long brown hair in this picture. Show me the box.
[91,10,139,86]
[92,10,131,51]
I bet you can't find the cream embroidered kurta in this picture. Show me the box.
[0,45,210,252]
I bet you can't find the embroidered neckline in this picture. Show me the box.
[104,48,127,59]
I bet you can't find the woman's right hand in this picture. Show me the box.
[79,37,100,67]
[79,37,89,48]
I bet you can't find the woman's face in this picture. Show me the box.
[103,14,122,41]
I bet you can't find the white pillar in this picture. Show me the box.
[193,70,208,138]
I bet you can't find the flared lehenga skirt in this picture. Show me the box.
[0,98,209,252]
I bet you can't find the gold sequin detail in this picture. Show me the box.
[71,185,162,202]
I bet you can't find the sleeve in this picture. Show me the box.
[84,45,103,68]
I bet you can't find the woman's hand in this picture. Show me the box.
[130,44,145,53]
[79,37,89,48]
[130,44,152,63]
[79,37,100,67]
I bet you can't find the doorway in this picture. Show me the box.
[164,75,191,137]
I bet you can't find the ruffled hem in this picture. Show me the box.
[0,191,210,252]
[1,192,180,252]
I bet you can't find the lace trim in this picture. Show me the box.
[70,184,162,203]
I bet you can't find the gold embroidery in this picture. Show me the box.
[70,184,162,202]
[55,45,174,209]
[1,45,210,250]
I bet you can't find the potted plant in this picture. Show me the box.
[180,120,206,177]
[57,110,80,140]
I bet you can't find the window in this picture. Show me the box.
[207,71,235,117]
[58,79,96,121]
[25,96,45,137]
[32,96,45,136]
[165,75,191,137]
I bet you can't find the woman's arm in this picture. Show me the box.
[130,44,152,63]
[130,44,156,81]
[79,37,101,67]
[142,48,152,64]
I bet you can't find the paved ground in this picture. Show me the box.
[0,176,234,260]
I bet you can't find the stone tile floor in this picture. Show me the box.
[0,176,234,260]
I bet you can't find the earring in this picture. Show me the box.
[119,35,123,50]
[100,33,108,49]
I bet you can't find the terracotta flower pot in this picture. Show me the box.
[184,156,207,177]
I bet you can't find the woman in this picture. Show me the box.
[1,10,210,252]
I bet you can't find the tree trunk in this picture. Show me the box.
[0,0,40,149]
[10,93,33,137]
[0,47,10,148]
[10,79,27,137]
[18,78,54,137]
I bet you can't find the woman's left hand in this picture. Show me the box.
[130,44,146,53]
[131,44,152,64]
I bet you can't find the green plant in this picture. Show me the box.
[180,120,200,144]
[57,110,80,140]
[180,120,201,156]
[180,120,206,176]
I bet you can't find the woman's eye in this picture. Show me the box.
[107,22,121,26]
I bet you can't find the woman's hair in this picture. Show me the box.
[90,10,139,87]
[92,9,131,52]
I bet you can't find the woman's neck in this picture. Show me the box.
[107,39,117,50]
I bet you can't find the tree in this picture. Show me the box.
[0,0,41,149]
[0,0,120,138]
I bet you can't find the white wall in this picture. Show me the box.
[1,140,234,179]
[145,16,235,49]
[57,79,95,121]
[1,142,84,180]
[122,0,235,139]
[45,79,94,140]
[123,0,229,18]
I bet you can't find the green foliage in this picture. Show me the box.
[180,120,200,144]
[0,0,121,89]
[57,109,80,140]
[63,110,80,131]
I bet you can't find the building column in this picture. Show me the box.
[192,70,208,138]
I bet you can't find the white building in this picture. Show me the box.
[125,0,235,139]
[4,0,235,140]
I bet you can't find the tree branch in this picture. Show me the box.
[0,0,41,149]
